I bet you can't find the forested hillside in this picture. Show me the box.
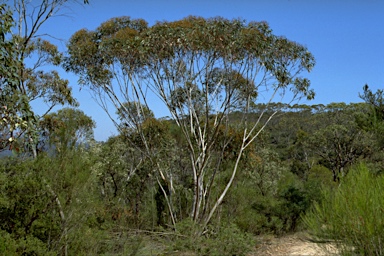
[2,1,384,255]
[3,100,384,255]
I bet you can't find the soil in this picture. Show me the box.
[250,232,340,256]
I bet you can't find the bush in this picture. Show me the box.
[0,150,102,255]
[0,230,54,256]
[235,196,284,235]
[305,164,384,255]
[230,170,311,235]
[304,165,336,204]
[204,223,253,256]
[170,219,253,256]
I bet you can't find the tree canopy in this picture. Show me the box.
[65,16,315,231]
[0,0,90,156]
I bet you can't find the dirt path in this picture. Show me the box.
[250,233,339,256]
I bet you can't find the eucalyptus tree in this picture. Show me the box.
[309,103,374,182]
[0,4,33,152]
[39,108,95,153]
[66,16,315,231]
[360,84,384,122]
[357,86,384,172]
[358,84,384,151]
[1,0,90,156]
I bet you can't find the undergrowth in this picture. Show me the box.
[305,163,384,256]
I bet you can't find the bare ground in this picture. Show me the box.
[250,232,340,256]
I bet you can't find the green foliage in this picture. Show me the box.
[170,219,253,256]
[0,157,58,254]
[67,16,315,103]
[267,102,375,183]
[0,229,55,256]
[360,84,384,122]
[97,233,145,256]
[3,100,384,254]
[305,164,384,255]
[359,84,384,151]
[117,101,155,128]
[243,147,285,196]
[310,122,372,181]
[0,1,87,155]
[0,145,101,255]
[0,4,36,152]
[94,121,178,230]
[0,157,53,237]
[223,150,312,235]
[39,108,95,153]
[304,165,335,204]
[236,195,285,235]
[277,172,310,232]
[249,172,309,234]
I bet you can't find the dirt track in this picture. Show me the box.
[251,233,339,256]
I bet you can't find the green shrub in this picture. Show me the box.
[0,230,54,256]
[0,150,103,255]
[230,170,311,235]
[304,165,335,204]
[235,196,284,235]
[0,230,18,255]
[305,164,384,255]
[277,184,309,232]
[170,219,253,256]
[203,223,253,256]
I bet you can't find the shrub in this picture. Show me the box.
[305,164,384,255]
[304,165,336,204]
[170,219,253,256]
[0,230,54,256]
[235,195,284,235]
[204,223,253,256]
[231,169,311,235]
[0,150,102,255]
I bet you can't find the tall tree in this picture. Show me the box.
[65,16,315,232]
[309,103,373,181]
[1,0,89,156]
[0,4,35,152]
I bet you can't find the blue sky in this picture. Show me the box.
[35,0,384,141]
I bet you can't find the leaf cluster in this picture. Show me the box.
[66,16,315,100]
[0,4,36,151]
[39,108,95,152]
